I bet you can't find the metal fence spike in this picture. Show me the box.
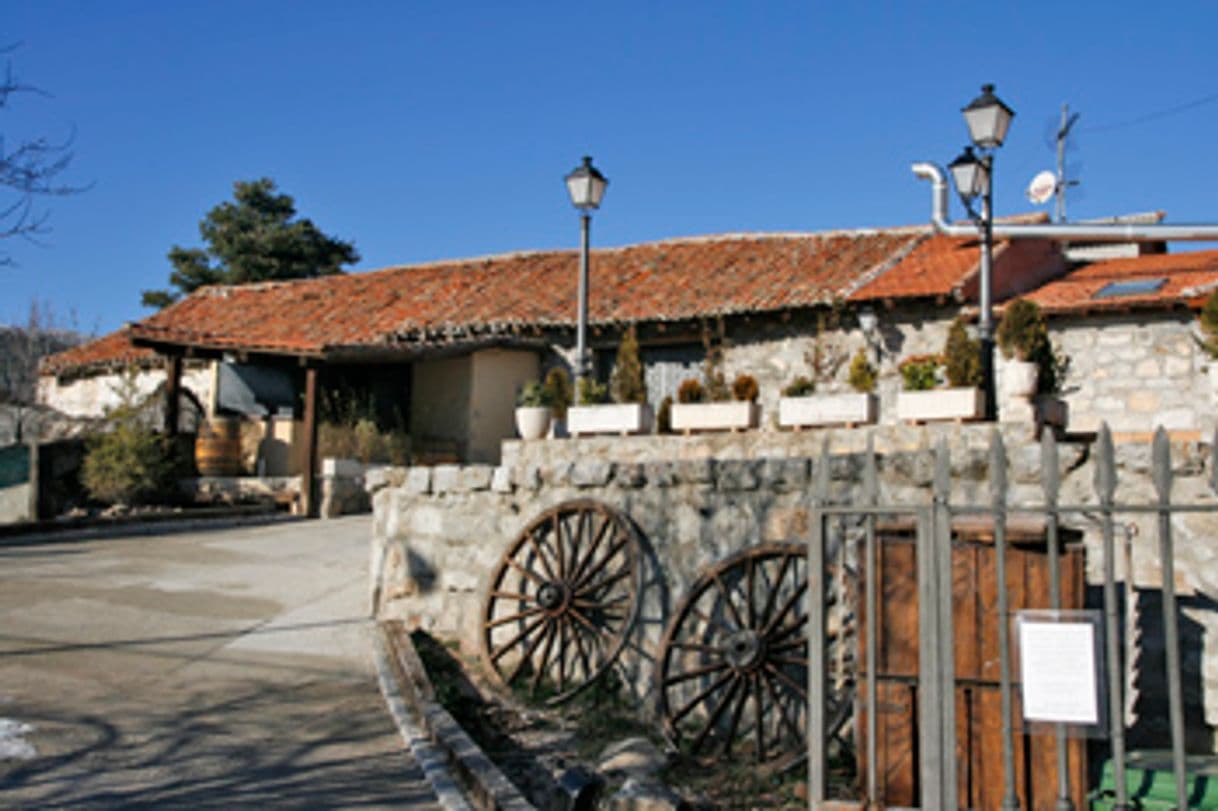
[934,437,950,502]
[1095,423,1116,504]
[1153,425,1172,502]
[816,437,831,503]
[863,433,878,506]
[990,429,1007,505]
[1040,426,1060,503]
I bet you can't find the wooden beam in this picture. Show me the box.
[301,365,319,518]
[165,354,182,436]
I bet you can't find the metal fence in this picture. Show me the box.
[806,424,1214,811]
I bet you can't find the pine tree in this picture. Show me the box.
[142,178,359,308]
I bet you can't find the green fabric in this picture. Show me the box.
[1091,752,1218,810]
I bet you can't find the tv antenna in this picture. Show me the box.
[1054,103,1081,222]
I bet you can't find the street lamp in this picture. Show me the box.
[950,84,1013,422]
[564,156,609,388]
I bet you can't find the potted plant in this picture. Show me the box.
[670,373,760,433]
[896,319,985,422]
[514,379,552,440]
[779,349,878,429]
[543,366,573,436]
[568,326,654,436]
[996,298,1069,427]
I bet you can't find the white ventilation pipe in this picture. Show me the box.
[912,162,1218,242]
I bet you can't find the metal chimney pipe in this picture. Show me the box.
[912,162,1218,242]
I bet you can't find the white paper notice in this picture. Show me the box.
[1018,620,1099,725]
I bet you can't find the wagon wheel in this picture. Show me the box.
[481,499,642,705]
[657,543,843,768]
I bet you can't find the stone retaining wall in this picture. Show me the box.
[370,425,1218,750]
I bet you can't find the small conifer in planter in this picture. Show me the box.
[543,367,573,421]
[943,318,983,388]
[609,325,648,405]
[847,350,877,393]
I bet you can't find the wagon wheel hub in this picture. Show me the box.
[537,581,568,613]
[725,629,766,672]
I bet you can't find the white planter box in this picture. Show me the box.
[567,403,653,437]
[514,406,551,440]
[778,393,877,429]
[670,401,759,433]
[897,387,985,423]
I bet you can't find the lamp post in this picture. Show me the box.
[949,84,1013,422]
[564,156,608,389]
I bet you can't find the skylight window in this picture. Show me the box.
[1092,278,1167,299]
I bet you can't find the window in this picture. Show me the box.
[1091,278,1166,299]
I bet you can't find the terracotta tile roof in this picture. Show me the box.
[38,327,158,377]
[849,234,981,301]
[1024,250,1218,315]
[125,229,928,358]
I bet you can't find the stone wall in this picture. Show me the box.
[1053,312,1215,436]
[371,425,1218,749]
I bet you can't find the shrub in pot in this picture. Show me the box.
[514,379,552,440]
[671,374,758,432]
[782,376,816,398]
[996,298,1066,396]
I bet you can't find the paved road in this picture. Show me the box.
[0,516,441,809]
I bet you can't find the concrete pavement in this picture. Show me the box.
[0,516,442,808]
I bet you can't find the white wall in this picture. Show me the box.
[38,363,214,420]
[469,348,539,463]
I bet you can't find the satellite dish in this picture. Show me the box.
[1026,170,1057,205]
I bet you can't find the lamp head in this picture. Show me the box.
[565,155,608,211]
[962,83,1014,149]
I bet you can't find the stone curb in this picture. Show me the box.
[371,626,474,811]
[378,621,535,811]
[0,506,297,546]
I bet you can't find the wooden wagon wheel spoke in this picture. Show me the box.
[482,500,642,705]
[658,544,831,768]
[486,605,546,629]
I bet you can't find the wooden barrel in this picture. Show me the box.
[195,417,243,476]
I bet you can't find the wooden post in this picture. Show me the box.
[165,354,183,436]
[301,365,319,518]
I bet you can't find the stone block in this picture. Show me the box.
[614,462,646,488]
[674,459,714,485]
[491,466,513,493]
[409,504,445,536]
[403,466,432,495]
[716,459,759,490]
[882,451,935,488]
[760,457,808,491]
[643,462,677,487]
[604,777,685,811]
[458,465,493,492]
[364,465,405,493]
[570,459,613,488]
[518,465,543,491]
[431,464,461,493]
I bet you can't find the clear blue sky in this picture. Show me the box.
[5,2,1218,334]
